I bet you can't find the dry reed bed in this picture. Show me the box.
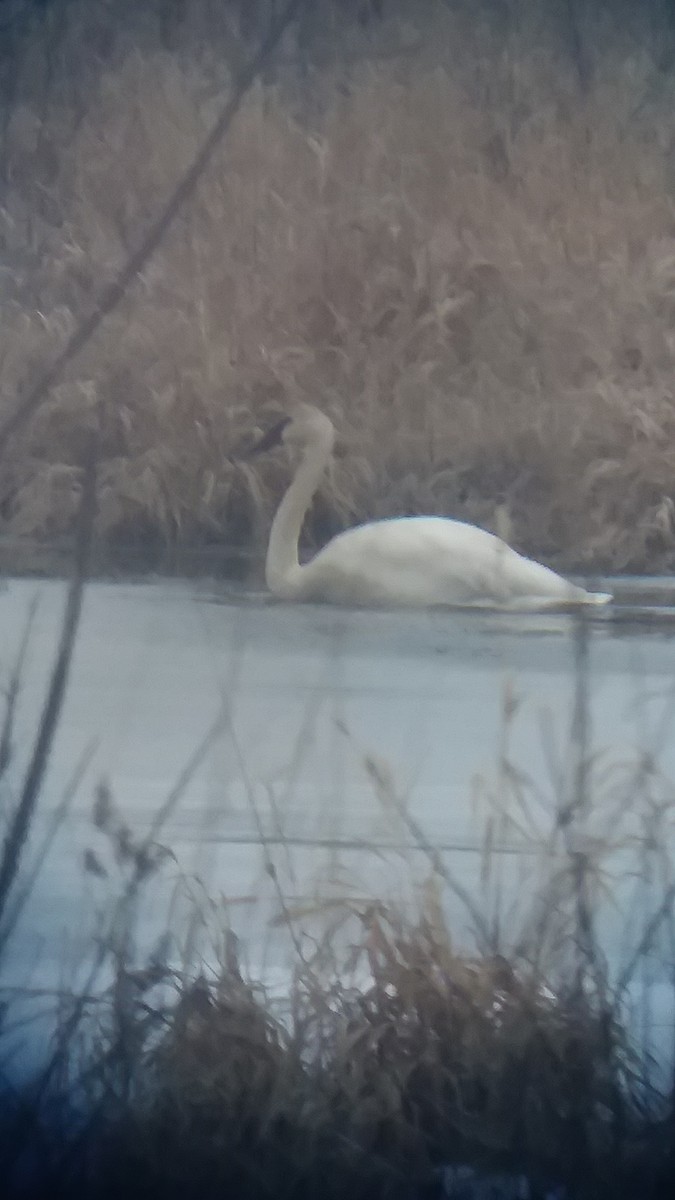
[65,933,653,1198]
[1,891,672,1199]
[2,3,675,571]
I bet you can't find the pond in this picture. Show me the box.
[1,575,675,1078]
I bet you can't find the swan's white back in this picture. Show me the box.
[253,405,612,610]
[283,516,609,608]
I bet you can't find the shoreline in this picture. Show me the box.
[1,536,672,595]
[0,537,261,584]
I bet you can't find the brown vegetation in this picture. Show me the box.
[65,921,659,1200]
[3,1,675,573]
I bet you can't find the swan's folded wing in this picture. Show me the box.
[304,517,519,606]
[302,516,600,607]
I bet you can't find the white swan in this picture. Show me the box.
[250,404,612,609]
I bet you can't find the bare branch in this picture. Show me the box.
[0,446,97,935]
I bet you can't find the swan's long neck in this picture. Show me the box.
[266,433,332,598]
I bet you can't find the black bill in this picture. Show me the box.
[247,415,291,457]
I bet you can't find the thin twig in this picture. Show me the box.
[0,592,39,782]
[617,878,675,996]
[0,450,96,933]
[0,740,98,950]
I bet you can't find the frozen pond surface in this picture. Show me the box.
[1,575,675,1076]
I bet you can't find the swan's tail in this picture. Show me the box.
[562,579,612,606]
[540,581,613,608]
[531,582,613,609]
[505,550,612,607]
[510,590,612,612]
[579,590,612,606]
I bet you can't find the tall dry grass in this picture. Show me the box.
[3,0,675,570]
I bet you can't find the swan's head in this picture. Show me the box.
[249,403,336,459]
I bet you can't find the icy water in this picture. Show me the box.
[1,575,675,1075]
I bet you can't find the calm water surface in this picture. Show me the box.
[2,575,675,1071]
